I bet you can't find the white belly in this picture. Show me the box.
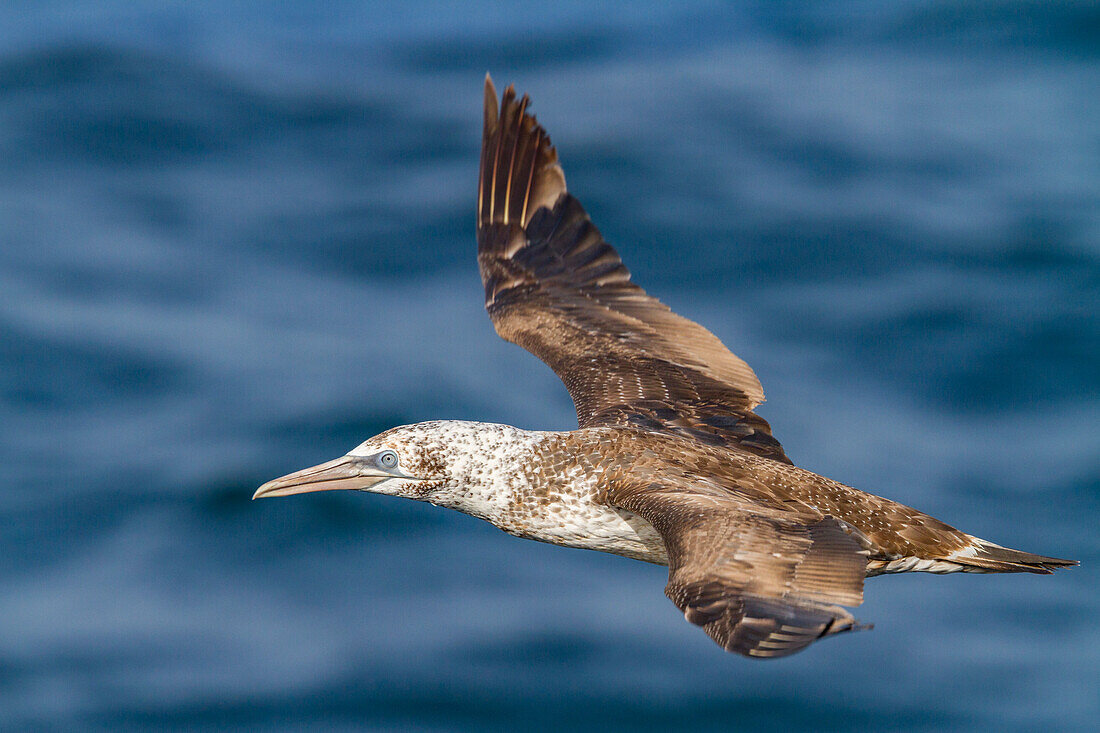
[500,498,669,565]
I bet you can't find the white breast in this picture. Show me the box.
[424,422,669,565]
[508,499,670,565]
[497,430,669,564]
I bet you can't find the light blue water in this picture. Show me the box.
[1,2,1096,730]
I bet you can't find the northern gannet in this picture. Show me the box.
[254,77,1076,658]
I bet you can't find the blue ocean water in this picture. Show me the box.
[1,2,1097,730]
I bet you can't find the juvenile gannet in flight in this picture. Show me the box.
[255,77,1076,658]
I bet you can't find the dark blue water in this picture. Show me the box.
[2,2,1097,730]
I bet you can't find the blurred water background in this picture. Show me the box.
[1,2,1097,730]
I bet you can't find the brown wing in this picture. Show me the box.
[609,479,869,658]
[477,76,789,462]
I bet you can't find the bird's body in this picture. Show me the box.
[255,77,1075,658]
[343,420,1059,576]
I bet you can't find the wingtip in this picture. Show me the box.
[483,74,498,133]
[478,77,567,229]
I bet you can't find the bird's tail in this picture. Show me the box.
[947,538,1077,574]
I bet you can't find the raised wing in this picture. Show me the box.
[477,77,789,462]
[608,479,869,658]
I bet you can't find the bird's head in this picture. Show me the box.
[253,420,535,512]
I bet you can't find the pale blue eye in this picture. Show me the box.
[378,450,399,469]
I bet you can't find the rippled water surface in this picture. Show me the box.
[1,2,1097,731]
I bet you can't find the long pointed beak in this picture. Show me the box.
[253,456,392,499]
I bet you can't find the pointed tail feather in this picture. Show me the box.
[949,539,1078,574]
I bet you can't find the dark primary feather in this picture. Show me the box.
[477,76,788,463]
